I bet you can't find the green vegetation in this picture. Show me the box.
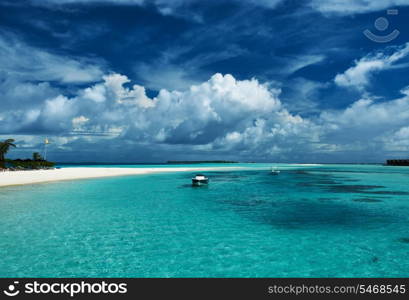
[0,139,55,170]
[0,139,16,169]
[32,152,42,161]
[6,159,55,169]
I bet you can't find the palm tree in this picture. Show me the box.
[33,152,42,161]
[0,139,16,169]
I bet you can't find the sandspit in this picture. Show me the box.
[0,167,241,187]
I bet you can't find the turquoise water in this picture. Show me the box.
[1,164,409,277]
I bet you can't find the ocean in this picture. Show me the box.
[1,163,409,277]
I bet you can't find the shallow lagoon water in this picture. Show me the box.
[1,164,409,277]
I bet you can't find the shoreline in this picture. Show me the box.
[0,167,242,188]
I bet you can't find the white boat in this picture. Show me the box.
[192,174,209,186]
[271,167,280,175]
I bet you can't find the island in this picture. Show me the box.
[386,159,409,166]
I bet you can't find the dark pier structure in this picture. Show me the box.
[386,159,409,166]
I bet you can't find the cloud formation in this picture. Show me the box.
[30,0,144,5]
[0,68,320,160]
[2,1,409,162]
[26,0,409,16]
[309,0,409,15]
[2,67,409,162]
[334,43,409,90]
[0,34,104,84]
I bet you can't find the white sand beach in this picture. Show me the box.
[0,167,241,188]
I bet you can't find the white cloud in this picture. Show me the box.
[375,126,409,154]
[1,72,314,158]
[26,0,409,17]
[72,116,89,125]
[133,45,247,91]
[391,126,409,142]
[30,0,145,5]
[239,0,283,9]
[29,0,284,8]
[0,34,104,84]
[320,89,409,156]
[281,77,327,114]
[23,0,409,19]
[283,54,326,75]
[2,66,409,162]
[334,42,409,90]
[309,0,409,15]
[27,0,284,20]
[321,97,409,129]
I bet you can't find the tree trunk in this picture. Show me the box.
[0,153,5,169]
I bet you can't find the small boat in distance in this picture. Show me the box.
[192,174,209,186]
[271,167,280,175]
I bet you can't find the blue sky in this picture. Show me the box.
[1,0,409,163]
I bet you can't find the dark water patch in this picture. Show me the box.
[319,169,390,175]
[315,179,341,185]
[372,257,379,263]
[178,184,209,189]
[397,238,409,244]
[239,200,396,229]
[179,183,194,188]
[260,181,284,185]
[220,198,269,207]
[289,170,320,178]
[324,183,409,196]
[291,171,346,188]
[297,182,315,187]
[318,198,338,201]
[326,185,385,193]
[295,170,309,175]
[365,191,409,195]
[353,198,383,203]
[296,181,334,188]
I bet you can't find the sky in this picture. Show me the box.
[1,0,409,163]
